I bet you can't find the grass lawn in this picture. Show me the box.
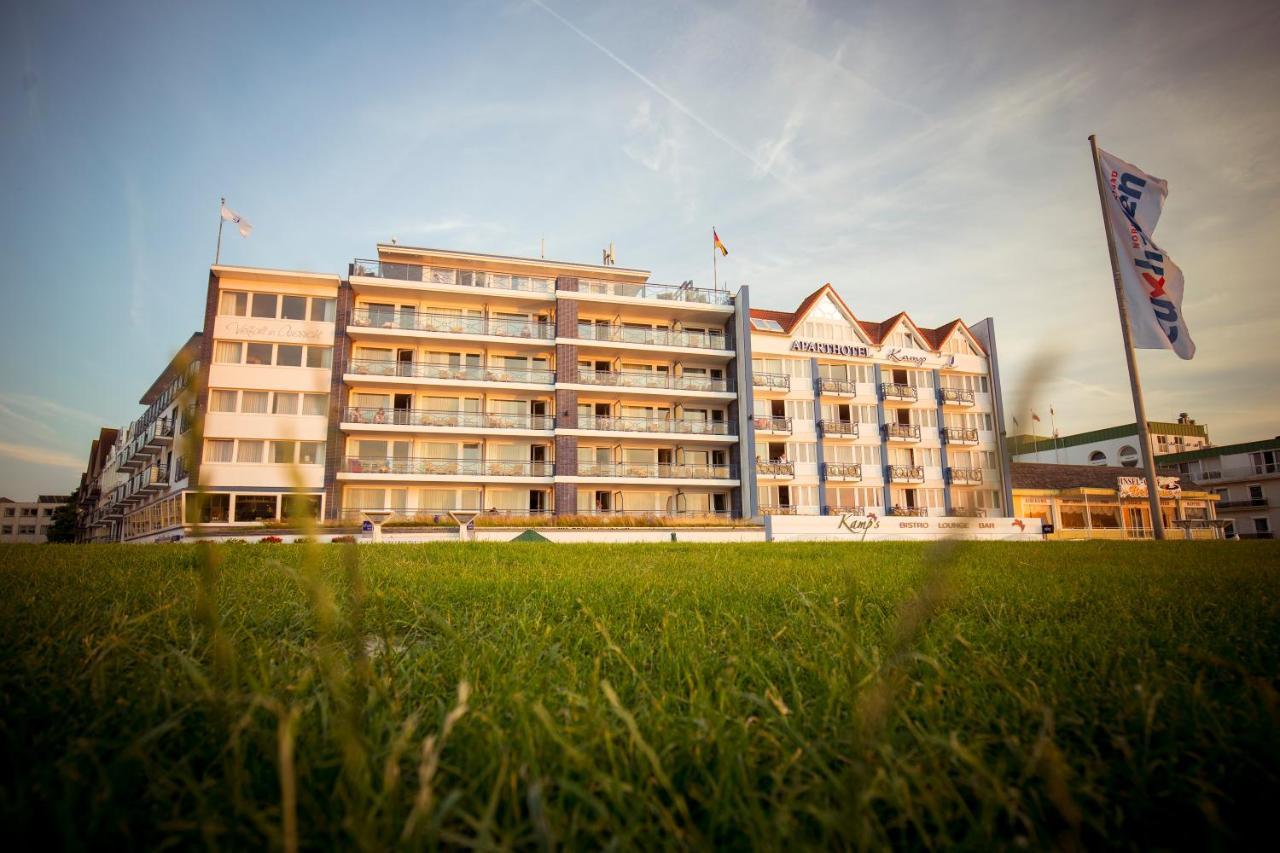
[1,541,1277,849]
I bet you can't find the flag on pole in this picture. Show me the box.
[1096,148,1194,359]
[221,203,253,238]
[1032,411,1041,423]
[1012,415,1020,428]
[713,229,728,256]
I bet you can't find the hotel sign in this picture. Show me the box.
[766,514,1044,541]
[1117,476,1181,498]
[790,340,869,357]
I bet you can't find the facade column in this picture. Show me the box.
[874,364,891,513]
[553,276,579,516]
[935,368,952,516]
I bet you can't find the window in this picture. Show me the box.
[1088,451,1107,466]
[1256,517,1272,534]
[273,393,300,415]
[283,494,321,519]
[236,440,264,463]
[234,495,277,522]
[210,390,238,412]
[271,441,297,463]
[311,298,336,323]
[1118,445,1139,467]
[245,342,273,365]
[749,317,783,332]
[306,346,332,369]
[281,295,308,320]
[251,293,278,318]
[302,393,328,416]
[276,344,304,367]
[0,526,10,535]
[219,291,248,316]
[299,442,325,464]
[214,341,243,364]
[205,440,234,463]
[241,391,270,414]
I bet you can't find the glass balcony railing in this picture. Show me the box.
[344,457,554,477]
[575,324,728,350]
[884,423,922,441]
[759,505,798,515]
[949,508,987,518]
[752,416,792,434]
[350,307,553,340]
[351,259,555,293]
[752,372,790,390]
[576,278,731,305]
[818,419,858,437]
[887,465,925,482]
[823,505,868,516]
[574,462,735,479]
[346,359,554,385]
[341,408,553,430]
[817,377,857,395]
[575,370,731,392]
[578,415,732,435]
[941,427,979,444]
[939,386,976,406]
[888,506,929,517]
[823,462,862,481]
[756,460,795,477]
[880,382,918,401]
[948,467,984,485]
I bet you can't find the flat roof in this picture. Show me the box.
[374,243,652,280]
[1013,420,1209,455]
[139,332,202,405]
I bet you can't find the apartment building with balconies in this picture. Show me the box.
[1158,436,1280,540]
[745,285,1009,518]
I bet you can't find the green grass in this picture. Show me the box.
[0,542,1277,849]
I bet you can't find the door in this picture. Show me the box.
[397,349,414,377]
[393,394,411,425]
[1127,507,1145,535]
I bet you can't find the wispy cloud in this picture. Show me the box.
[0,392,108,426]
[0,441,84,470]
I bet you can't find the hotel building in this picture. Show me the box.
[74,244,1011,539]
[1158,437,1279,540]
[1,495,72,543]
[1010,413,1211,467]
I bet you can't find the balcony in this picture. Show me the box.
[817,377,857,396]
[939,387,976,406]
[949,508,987,518]
[756,460,795,477]
[823,505,867,516]
[351,259,555,294]
[752,372,790,391]
[575,370,731,393]
[580,415,733,436]
[576,278,731,305]
[760,505,798,515]
[880,382,918,402]
[142,419,174,452]
[752,416,792,435]
[350,307,553,340]
[344,458,554,477]
[887,465,925,483]
[575,323,728,351]
[823,462,862,481]
[139,465,169,493]
[575,462,736,480]
[884,423,922,442]
[818,419,858,438]
[1216,497,1268,510]
[347,359,554,386]
[942,427,979,445]
[888,506,929,517]
[948,467,984,485]
[342,407,553,431]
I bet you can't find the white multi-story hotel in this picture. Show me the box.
[74,245,1010,539]
[1159,437,1279,540]
[745,285,1009,518]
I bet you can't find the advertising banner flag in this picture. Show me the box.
[1096,148,1194,359]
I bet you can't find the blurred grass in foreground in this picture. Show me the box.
[0,542,1277,849]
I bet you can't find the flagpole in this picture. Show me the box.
[1089,134,1166,539]
[712,227,719,293]
[1051,407,1060,464]
[215,196,225,265]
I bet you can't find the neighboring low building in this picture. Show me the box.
[0,495,73,543]
[1010,412,1210,466]
[1010,462,1219,539]
[1158,437,1279,540]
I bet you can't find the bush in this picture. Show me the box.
[259,536,284,544]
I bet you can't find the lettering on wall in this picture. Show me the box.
[790,340,869,357]
[223,321,325,341]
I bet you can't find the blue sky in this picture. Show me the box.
[2,0,1278,497]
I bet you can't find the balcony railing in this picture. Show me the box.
[939,387,976,406]
[1216,497,1268,510]
[823,462,862,481]
[342,407,554,431]
[344,458,554,477]
[752,372,790,390]
[351,259,555,293]
[347,359,554,385]
[575,369,731,392]
[887,465,925,483]
[576,509,734,518]
[350,307,553,340]
[139,465,169,491]
[143,419,174,450]
[819,419,859,437]
[949,508,987,518]
[760,505,797,515]
[942,427,979,445]
[817,377,857,395]
[575,462,735,479]
[889,506,929,517]
[575,323,728,350]
[823,505,868,516]
[580,415,732,435]
[576,278,731,305]
[884,423,922,442]
[756,460,795,477]
[880,382,918,401]
[948,467,984,485]
[752,416,792,434]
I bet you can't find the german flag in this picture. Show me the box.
[713,228,729,256]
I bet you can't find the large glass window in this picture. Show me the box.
[236,440,264,463]
[186,493,230,523]
[251,293,278,318]
[241,391,269,414]
[234,494,277,522]
[214,341,242,364]
[302,393,328,416]
[271,441,297,464]
[281,295,308,320]
[205,440,234,463]
[299,442,325,464]
[306,347,333,369]
[273,393,300,415]
[276,344,303,367]
[219,291,247,316]
[283,494,321,519]
[310,298,336,323]
[209,390,238,412]
[246,342,273,365]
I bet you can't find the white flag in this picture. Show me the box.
[220,203,253,238]
[1097,148,1194,359]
